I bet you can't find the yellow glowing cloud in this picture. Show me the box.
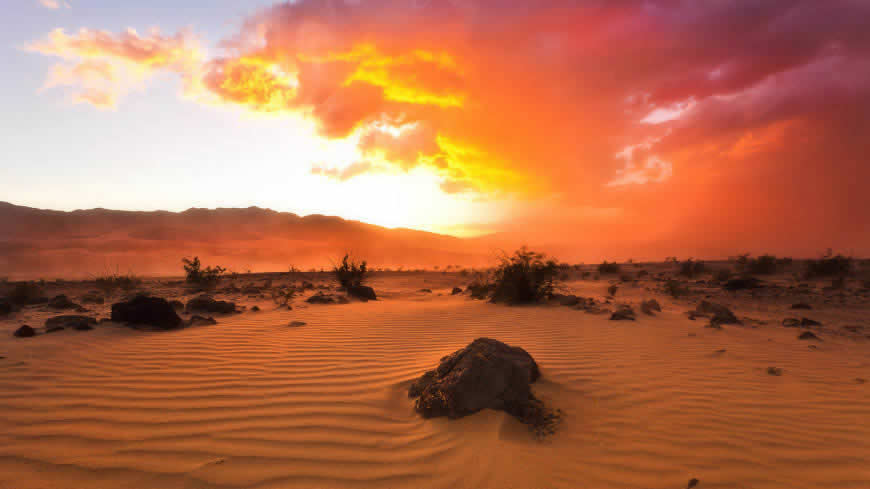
[210,56,297,111]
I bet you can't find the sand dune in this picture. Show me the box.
[1,275,869,488]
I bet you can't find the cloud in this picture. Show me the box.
[25,1,870,253]
[27,27,203,108]
[311,161,373,181]
[38,0,70,10]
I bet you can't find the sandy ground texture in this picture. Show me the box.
[1,269,869,489]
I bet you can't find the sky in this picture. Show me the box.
[2,0,869,258]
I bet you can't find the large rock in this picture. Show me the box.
[347,285,377,301]
[48,295,80,310]
[14,325,36,338]
[408,338,555,431]
[693,301,740,326]
[306,294,337,304]
[111,295,183,329]
[185,295,237,314]
[45,315,97,331]
[610,304,636,321]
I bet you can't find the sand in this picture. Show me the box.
[1,272,869,489]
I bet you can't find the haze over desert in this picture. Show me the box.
[3,1,870,488]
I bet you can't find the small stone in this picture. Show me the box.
[767,367,783,376]
[798,331,821,341]
[289,321,306,327]
[14,325,36,338]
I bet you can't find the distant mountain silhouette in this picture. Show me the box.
[0,202,493,279]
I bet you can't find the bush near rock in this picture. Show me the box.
[185,295,237,314]
[610,304,636,321]
[111,295,183,330]
[451,287,463,295]
[408,338,558,435]
[693,301,740,326]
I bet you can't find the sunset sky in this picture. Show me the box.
[3,1,869,258]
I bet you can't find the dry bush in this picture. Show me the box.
[182,257,226,287]
[332,253,368,289]
[805,250,852,279]
[490,247,560,304]
[598,261,621,274]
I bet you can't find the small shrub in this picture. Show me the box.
[805,251,852,278]
[182,257,226,286]
[332,253,368,288]
[664,279,688,298]
[490,247,560,304]
[598,261,621,274]
[678,259,706,278]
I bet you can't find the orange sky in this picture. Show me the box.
[19,1,870,260]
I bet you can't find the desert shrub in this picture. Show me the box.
[332,253,368,288]
[712,267,733,283]
[182,257,226,286]
[805,251,852,278]
[735,254,778,275]
[489,247,560,304]
[678,259,706,278]
[598,261,621,274]
[777,257,793,266]
[92,266,142,293]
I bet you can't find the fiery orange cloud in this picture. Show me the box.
[25,1,870,256]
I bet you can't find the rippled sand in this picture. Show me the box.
[1,274,868,488]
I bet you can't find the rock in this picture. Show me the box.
[782,317,801,327]
[169,300,184,310]
[687,478,700,489]
[790,302,812,310]
[306,294,336,304]
[767,366,783,376]
[550,294,580,306]
[79,292,105,304]
[186,295,237,314]
[800,317,821,326]
[45,315,97,331]
[694,301,740,326]
[798,331,821,341]
[301,281,315,290]
[46,326,65,333]
[188,315,217,326]
[289,321,306,327]
[419,288,432,293]
[337,295,350,304]
[241,285,261,295]
[640,299,661,315]
[607,285,618,296]
[14,325,36,338]
[0,298,12,315]
[408,338,554,430]
[347,285,377,301]
[723,277,762,291]
[111,295,183,330]
[251,305,260,312]
[451,287,463,295]
[48,294,79,310]
[610,305,636,321]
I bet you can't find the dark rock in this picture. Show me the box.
[767,367,783,376]
[790,302,812,310]
[0,298,12,315]
[111,295,183,330]
[347,285,377,301]
[46,326,65,333]
[250,305,261,312]
[80,292,105,304]
[798,331,821,340]
[607,285,618,296]
[301,281,314,290]
[169,300,184,310]
[550,294,580,306]
[451,287,463,295]
[306,294,336,304]
[640,299,661,315]
[48,294,79,310]
[241,285,261,295]
[694,301,740,326]
[289,321,306,327]
[723,277,762,291]
[186,295,237,314]
[188,315,217,326]
[610,305,636,321]
[782,317,801,327]
[13,325,36,338]
[419,288,432,293]
[408,338,556,433]
[687,477,700,489]
[800,317,821,326]
[45,315,97,331]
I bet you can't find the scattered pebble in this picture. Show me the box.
[767,367,783,376]
[289,321,306,327]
